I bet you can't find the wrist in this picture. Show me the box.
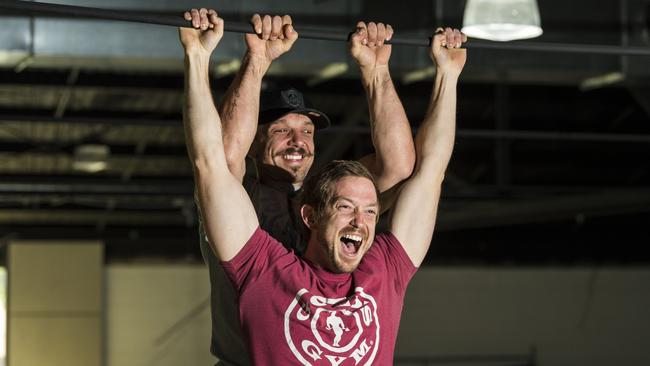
[184,48,212,62]
[435,68,460,84]
[360,65,390,87]
[243,51,272,75]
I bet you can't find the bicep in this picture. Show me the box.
[196,168,259,262]
[389,172,443,267]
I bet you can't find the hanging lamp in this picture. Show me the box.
[462,0,543,41]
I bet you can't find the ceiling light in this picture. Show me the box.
[73,144,110,173]
[462,0,543,42]
[213,59,241,77]
[401,66,436,85]
[307,62,349,86]
[579,72,625,91]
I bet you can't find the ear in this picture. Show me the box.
[300,204,317,229]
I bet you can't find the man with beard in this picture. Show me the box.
[181,8,416,365]
[181,9,467,364]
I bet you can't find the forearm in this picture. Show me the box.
[219,52,271,178]
[388,27,466,266]
[361,66,415,190]
[388,70,458,266]
[414,70,458,179]
[183,52,225,167]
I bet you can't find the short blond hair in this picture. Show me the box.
[300,160,379,222]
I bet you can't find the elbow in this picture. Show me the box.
[413,159,447,187]
[377,160,415,194]
[192,155,215,178]
[389,149,417,182]
[191,149,223,179]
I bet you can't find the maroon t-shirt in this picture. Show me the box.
[221,227,417,366]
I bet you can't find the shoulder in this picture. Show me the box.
[371,232,403,253]
[364,231,415,269]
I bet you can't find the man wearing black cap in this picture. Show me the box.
[180,9,415,366]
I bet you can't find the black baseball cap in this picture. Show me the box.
[259,87,330,129]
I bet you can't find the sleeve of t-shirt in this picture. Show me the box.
[220,226,297,294]
[367,232,418,294]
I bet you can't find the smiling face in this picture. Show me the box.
[303,175,379,274]
[257,113,315,186]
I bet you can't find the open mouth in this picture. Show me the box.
[340,234,362,257]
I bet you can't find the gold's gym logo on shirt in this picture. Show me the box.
[283,287,379,365]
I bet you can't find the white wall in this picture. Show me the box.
[106,265,213,366]
[8,242,103,366]
[397,268,650,366]
[105,265,650,366]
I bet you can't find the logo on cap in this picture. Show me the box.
[282,89,303,108]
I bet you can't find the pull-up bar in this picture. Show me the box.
[0,0,429,46]
[2,0,650,56]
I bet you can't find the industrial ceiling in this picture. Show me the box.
[1,0,649,264]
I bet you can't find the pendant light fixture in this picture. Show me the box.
[462,0,543,42]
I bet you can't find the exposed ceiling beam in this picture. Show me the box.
[437,188,650,231]
[0,179,192,194]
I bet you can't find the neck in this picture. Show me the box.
[258,163,295,182]
[303,236,327,270]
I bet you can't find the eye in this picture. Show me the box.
[337,204,353,213]
[303,129,313,136]
[272,128,289,134]
[365,209,377,216]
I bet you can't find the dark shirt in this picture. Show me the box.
[242,166,306,255]
[199,161,307,365]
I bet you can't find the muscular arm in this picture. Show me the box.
[357,66,415,192]
[219,53,270,180]
[389,28,467,266]
[219,14,298,181]
[180,9,258,261]
[350,22,415,208]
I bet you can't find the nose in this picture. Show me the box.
[349,209,364,227]
[287,129,305,147]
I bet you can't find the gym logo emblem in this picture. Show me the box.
[282,88,303,108]
[284,287,379,365]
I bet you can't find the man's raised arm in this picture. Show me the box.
[389,28,467,266]
[180,9,258,261]
[350,22,416,197]
[219,14,298,181]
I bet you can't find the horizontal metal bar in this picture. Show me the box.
[4,112,650,143]
[324,126,650,143]
[0,0,190,28]
[0,208,186,225]
[0,114,179,126]
[0,193,190,208]
[0,0,425,46]
[470,39,650,57]
[4,0,650,55]
[0,141,187,157]
[437,188,650,231]
[0,179,192,194]
[456,129,650,143]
